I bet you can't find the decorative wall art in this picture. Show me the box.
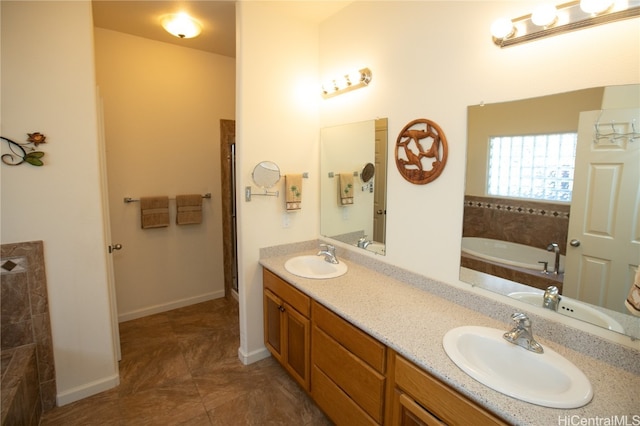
[1,133,48,166]
[395,119,448,184]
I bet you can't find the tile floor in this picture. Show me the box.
[39,298,331,425]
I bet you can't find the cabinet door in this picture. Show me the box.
[393,391,444,426]
[284,302,310,391]
[264,289,284,363]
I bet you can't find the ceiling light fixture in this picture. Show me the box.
[161,12,202,39]
[531,3,558,27]
[321,68,373,99]
[579,0,615,15]
[491,0,639,47]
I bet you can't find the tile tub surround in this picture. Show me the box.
[1,345,41,425]
[1,241,56,414]
[260,241,639,425]
[463,195,570,255]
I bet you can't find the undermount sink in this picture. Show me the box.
[284,255,348,279]
[509,291,625,333]
[443,325,593,408]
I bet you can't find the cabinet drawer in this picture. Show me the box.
[263,269,310,317]
[313,326,385,424]
[312,365,378,426]
[312,300,386,373]
[394,355,506,426]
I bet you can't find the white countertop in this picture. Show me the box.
[260,245,640,426]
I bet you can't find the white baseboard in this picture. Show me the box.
[118,290,225,323]
[238,346,271,365]
[56,373,120,406]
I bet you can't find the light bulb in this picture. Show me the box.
[579,0,614,14]
[491,17,515,39]
[161,12,202,39]
[531,3,558,27]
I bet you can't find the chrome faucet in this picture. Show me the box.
[543,285,561,311]
[317,243,339,264]
[546,243,561,275]
[503,312,544,354]
[357,236,371,249]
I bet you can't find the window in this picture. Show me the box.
[487,133,577,202]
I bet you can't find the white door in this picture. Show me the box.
[563,108,640,314]
[97,88,122,361]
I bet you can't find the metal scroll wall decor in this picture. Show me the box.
[1,133,47,166]
[395,119,448,184]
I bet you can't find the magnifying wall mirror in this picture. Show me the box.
[252,161,281,188]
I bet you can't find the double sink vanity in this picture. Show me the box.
[260,240,639,425]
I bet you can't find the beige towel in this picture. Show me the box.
[176,194,203,225]
[285,174,302,211]
[339,173,354,206]
[140,196,169,229]
[625,269,640,317]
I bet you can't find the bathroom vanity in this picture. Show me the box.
[260,242,639,426]
[263,267,506,425]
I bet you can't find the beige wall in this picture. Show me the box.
[1,1,118,404]
[236,2,321,363]
[93,28,235,321]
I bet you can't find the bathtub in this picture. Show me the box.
[461,237,565,272]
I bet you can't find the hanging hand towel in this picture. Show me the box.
[625,269,640,317]
[176,194,203,225]
[140,196,170,229]
[285,174,302,211]
[339,173,354,206]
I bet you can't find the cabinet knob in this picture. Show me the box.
[279,306,285,312]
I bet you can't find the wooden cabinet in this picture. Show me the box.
[263,269,310,391]
[262,267,509,425]
[389,352,507,426]
[311,300,387,425]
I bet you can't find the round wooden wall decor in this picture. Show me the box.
[394,118,448,185]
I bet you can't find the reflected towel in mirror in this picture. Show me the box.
[285,174,302,211]
[176,194,203,225]
[140,196,169,228]
[339,173,354,206]
[625,269,640,317]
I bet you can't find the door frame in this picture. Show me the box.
[220,119,236,300]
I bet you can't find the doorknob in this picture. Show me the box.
[569,239,581,247]
[108,243,123,253]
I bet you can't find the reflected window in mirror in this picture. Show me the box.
[487,133,577,202]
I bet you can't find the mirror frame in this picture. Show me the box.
[251,161,281,189]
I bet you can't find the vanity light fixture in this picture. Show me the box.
[161,12,202,39]
[321,68,372,99]
[491,0,640,47]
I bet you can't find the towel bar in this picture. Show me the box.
[124,193,211,203]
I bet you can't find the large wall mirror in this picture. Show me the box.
[461,84,640,340]
[320,118,388,255]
